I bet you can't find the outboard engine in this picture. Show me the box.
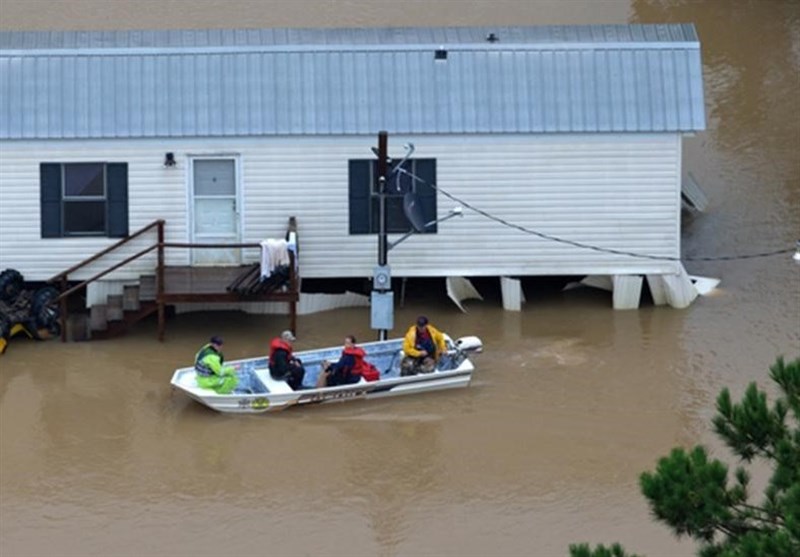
[454,336,483,354]
[442,336,483,369]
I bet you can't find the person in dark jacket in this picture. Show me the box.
[316,335,380,387]
[269,330,305,390]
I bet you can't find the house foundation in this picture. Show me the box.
[578,264,701,310]
[499,277,525,312]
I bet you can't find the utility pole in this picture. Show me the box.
[369,131,464,340]
[377,131,388,268]
[371,131,393,340]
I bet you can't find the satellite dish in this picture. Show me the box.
[403,192,427,232]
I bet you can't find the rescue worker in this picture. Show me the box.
[194,335,238,394]
[269,330,306,390]
[401,316,447,375]
[317,335,380,387]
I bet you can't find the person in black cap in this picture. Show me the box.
[194,335,238,393]
[268,330,306,389]
[401,316,447,375]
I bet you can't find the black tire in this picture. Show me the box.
[0,314,9,340]
[0,269,24,303]
[31,286,60,331]
[0,315,9,354]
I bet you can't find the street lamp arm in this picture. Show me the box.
[388,207,463,251]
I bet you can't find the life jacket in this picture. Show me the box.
[269,337,293,367]
[343,346,380,382]
[415,328,436,356]
[195,343,222,377]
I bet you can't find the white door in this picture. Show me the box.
[190,157,241,266]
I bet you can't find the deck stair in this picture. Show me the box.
[74,276,159,340]
[137,275,156,302]
[91,295,158,339]
[91,297,158,340]
[122,284,141,311]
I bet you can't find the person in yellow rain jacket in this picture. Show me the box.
[194,336,238,394]
[401,316,447,376]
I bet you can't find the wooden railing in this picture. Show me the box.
[48,216,299,342]
[48,219,165,342]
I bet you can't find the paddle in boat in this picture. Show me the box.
[171,334,483,413]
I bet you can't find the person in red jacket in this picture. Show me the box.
[269,330,305,390]
[317,335,380,387]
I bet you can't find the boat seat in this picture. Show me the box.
[261,372,295,394]
[235,371,269,394]
[381,350,404,378]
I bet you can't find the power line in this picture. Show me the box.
[393,166,795,263]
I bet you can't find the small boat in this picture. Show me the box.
[171,335,483,413]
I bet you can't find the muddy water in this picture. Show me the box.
[1,1,798,556]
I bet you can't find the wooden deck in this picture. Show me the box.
[154,264,299,339]
[50,217,300,342]
[160,265,298,302]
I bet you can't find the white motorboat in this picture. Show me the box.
[170,335,483,413]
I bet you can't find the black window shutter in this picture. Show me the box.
[40,163,62,238]
[348,160,370,234]
[417,159,438,233]
[107,163,129,238]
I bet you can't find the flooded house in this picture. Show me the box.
[0,24,706,328]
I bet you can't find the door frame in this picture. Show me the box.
[186,154,244,266]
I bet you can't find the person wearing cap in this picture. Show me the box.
[194,336,238,394]
[401,316,447,375]
[269,330,306,390]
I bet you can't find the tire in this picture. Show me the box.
[0,315,9,354]
[0,269,24,303]
[31,286,61,331]
[0,314,9,340]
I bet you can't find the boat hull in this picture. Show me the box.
[171,336,480,414]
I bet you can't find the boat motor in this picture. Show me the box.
[454,336,483,354]
[443,336,483,369]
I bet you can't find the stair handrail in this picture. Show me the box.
[48,219,165,342]
[47,219,165,283]
[53,244,160,302]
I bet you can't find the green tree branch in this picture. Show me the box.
[570,356,800,557]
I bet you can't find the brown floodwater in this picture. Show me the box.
[1,1,798,556]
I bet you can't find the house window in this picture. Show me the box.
[40,162,129,238]
[348,158,437,235]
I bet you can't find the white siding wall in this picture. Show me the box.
[0,133,681,282]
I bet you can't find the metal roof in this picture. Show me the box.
[0,25,705,139]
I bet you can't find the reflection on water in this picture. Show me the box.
[1,1,799,556]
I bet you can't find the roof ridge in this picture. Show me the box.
[0,24,699,51]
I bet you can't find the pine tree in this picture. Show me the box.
[570,356,800,557]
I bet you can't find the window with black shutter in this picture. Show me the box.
[348,158,437,235]
[40,163,128,238]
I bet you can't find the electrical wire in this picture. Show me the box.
[391,166,796,263]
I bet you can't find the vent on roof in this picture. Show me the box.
[486,32,499,43]
[434,49,448,60]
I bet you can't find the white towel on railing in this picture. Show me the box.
[260,239,291,279]
[287,231,298,270]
